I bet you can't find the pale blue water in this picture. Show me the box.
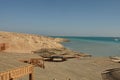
[53,36,120,57]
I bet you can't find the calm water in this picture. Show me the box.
[53,36,120,57]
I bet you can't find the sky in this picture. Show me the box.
[0,0,120,37]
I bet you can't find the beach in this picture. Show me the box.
[0,31,120,80]
[1,0,120,80]
[35,57,120,80]
[0,53,120,80]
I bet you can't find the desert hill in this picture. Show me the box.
[0,31,65,53]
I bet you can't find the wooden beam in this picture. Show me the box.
[29,73,33,80]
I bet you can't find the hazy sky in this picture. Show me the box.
[0,0,120,36]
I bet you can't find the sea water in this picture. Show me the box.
[53,36,120,57]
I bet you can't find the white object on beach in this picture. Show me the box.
[110,56,120,63]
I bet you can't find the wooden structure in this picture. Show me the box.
[20,58,45,69]
[30,58,45,69]
[0,43,9,51]
[10,65,34,80]
[0,52,44,80]
[0,65,34,80]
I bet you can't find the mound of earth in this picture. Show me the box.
[0,31,65,53]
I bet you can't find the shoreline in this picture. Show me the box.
[60,37,120,57]
[0,31,120,80]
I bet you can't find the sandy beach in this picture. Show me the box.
[0,53,120,80]
[34,57,120,80]
[1,0,120,80]
[0,31,120,80]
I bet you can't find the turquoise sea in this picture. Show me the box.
[53,36,120,57]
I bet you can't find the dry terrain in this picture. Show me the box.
[0,31,65,53]
[1,53,120,80]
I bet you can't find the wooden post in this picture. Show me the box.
[29,65,34,80]
[10,78,14,80]
[29,73,33,80]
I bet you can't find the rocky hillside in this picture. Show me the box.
[0,31,65,53]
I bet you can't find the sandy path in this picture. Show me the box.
[33,57,120,80]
